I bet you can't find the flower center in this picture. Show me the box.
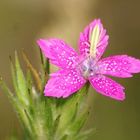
[78,57,99,79]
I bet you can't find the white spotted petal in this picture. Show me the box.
[89,75,125,101]
[37,39,79,69]
[44,69,87,98]
[79,19,109,59]
[98,55,140,78]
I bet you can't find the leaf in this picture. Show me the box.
[0,77,31,136]
[60,134,68,140]
[34,97,53,139]
[15,51,27,93]
[10,57,30,107]
[54,83,90,140]
[9,56,20,96]
[44,98,53,136]
[74,129,95,140]
[24,109,36,136]
[45,59,50,75]
[15,51,30,106]
[52,114,61,136]
[22,51,42,92]
[58,83,90,129]
[0,76,17,107]
[39,49,50,89]
[39,48,50,74]
[26,70,32,95]
[68,110,90,136]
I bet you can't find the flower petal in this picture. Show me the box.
[98,55,140,78]
[37,39,79,69]
[89,75,125,101]
[44,69,87,98]
[79,19,109,59]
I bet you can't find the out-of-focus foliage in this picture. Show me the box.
[0,51,93,140]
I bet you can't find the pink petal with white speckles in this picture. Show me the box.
[98,55,140,78]
[89,75,125,101]
[79,19,109,59]
[37,39,79,69]
[44,69,87,98]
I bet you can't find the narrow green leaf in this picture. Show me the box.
[24,109,36,137]
[15,51,27,94]
[58,83,90,131]
[39,48,44,66]
[39,48,50,74]
[39,48,50,90]
[10,56,33,111]
[15,51,29,106]
[68,110,90,136]
[45,59,50,74]
[16,108,35,140]
[52,114,61,136]
[60,134,68,140]
[0,77,16,105]
[26,70,32,95]
[74,129,95,140]
[9,56,20,96]
[71,103,78,121]
[58,102,77,132]
[0,77,31,134]
[22,51,42,92]
[34,97,53,139]
[44,98,53,137]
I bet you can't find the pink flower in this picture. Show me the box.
[37,19,140,101]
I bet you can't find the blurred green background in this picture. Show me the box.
[0,0,140,140]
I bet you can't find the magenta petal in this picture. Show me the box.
[37,39,79,69]
[98,55,140,78]
[44,69,87,98]
[79,19,109,59]
[89,75,125,101]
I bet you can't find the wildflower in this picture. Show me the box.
[37,19,140,100]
